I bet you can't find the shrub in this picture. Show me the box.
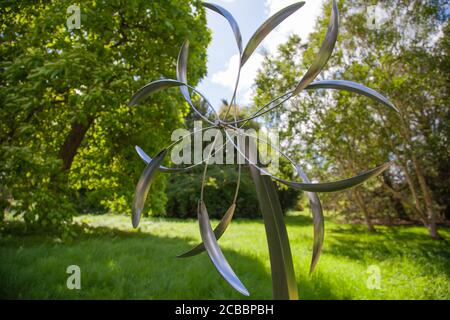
[165,165,299,219]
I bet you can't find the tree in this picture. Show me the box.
[0,0,210,230]
[254,0,448,236]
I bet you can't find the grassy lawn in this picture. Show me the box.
[0,211,449,300]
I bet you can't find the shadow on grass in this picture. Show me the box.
[284,214,313,227]
[0,220,338,300]
[323,224,450,278]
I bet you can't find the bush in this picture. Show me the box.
[1,145,75,229]
[165,165,299,219]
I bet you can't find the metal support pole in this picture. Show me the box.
[247,146,298,300]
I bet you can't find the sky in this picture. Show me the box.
[196,0,326,110]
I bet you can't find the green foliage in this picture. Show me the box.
[253,0,449,234]
[166,166,258,219]
[0,1,210,228]
[165,165,297,219]
[1,212,449,299]
[1,145,75,231]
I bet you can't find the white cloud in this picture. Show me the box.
[263,0,325,53]
[207,0,326,107]
[211,53,264,105]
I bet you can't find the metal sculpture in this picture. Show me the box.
[129,0,398,299]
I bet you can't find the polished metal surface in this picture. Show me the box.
[136,145,195,173]
[277,162,393,192]
[203,2,243,53]
[305,80,398,112]
[128,0,398,299]
[178,203,236,258]
[295,165,324,273]
[198,201,249,296]
[176,39,193,108]
[241,2,305,67]
[132,149,167,228]
[293,0,339,95]
[129,79,216,125]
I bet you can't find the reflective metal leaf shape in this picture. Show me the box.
[135,146,171,172]
[198,200,249,296]
[129,80,181,106]
[203,2,243,54]
[132,149,167,228]
[241,2,305,66]
[135,145,152,164]
[129,79,214,124]
[178,203,236,258]
[306,80,398,112]
[176,39,192,105]
[293,0,339,95]
[135,145,200,173]
[295,166,324,274]
[224,130,392,194]
[278,161,392,192]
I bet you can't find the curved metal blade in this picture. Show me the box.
[306,80,398,112]
[198,201,249,296]
[132,149,167,228]
[176,40,218,119]
[178,203,236,258]
[295,166,324,274]
[293,0,339,95]
[176,39,192,105]
[135,145,152,164]
[135,146,170,172]
[128,79,215,124]
[223,129,391,193]
[135,145,198,173]
[129,79,181,106]
[279,161,392,192]
[241,2,305,66]
[203,2,243,54]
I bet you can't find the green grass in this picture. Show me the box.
[0,212,449,299]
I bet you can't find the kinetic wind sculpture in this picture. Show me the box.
[129,1,398,299]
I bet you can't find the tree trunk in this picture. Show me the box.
[382,172,410,221]
[398,112,441,239]
[59,118,94,171]
[382,182,429,226]
[353,188,376,232]
[410,155,441,239]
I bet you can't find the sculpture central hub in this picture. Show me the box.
[214,119,228,129]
